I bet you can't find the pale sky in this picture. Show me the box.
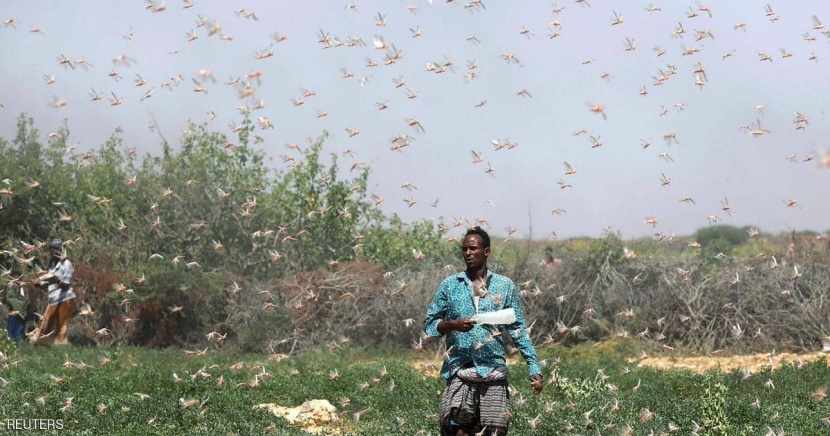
[1,1,828,240]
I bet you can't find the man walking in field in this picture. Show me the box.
[424,226,543,436]
[31,238,77,346]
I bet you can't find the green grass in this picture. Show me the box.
[1,342,830,435]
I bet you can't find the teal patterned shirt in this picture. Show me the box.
[424,270,542,380]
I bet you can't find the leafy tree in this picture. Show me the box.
[362,215,454,270]
[1,114,457,348]
[584,231,626,277]
[694,225,749,249]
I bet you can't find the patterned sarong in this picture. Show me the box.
[440,372,510,434]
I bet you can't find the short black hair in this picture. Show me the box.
[464,226,490,249]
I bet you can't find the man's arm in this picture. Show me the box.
[437,319,476,335]
[1,291,11,311]
[57,260,74,288]
[424,282,448,337]
[64,260,74,282]
[41,261,73,291]
[424,280,475,337]
[504,283,543,378]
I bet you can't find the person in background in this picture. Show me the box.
[424,226,543,436]
[31,238,77,346]
[2,282,28,343]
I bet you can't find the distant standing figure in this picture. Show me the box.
[3,284,29,343]
[424,226,543,436]
[31,238,76,346]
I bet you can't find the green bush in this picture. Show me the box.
[0,327,17,357]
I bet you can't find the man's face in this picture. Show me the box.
[462,234,489,269]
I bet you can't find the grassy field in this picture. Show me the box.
[1,340,830,435]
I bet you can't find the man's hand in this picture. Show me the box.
[36,272,54,286]
[437,318,476,335]
[531,374,544,395]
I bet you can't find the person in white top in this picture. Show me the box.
[31,238,77,346]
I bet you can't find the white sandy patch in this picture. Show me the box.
[255,399,339,434]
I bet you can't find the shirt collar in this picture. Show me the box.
[455,269,493,283]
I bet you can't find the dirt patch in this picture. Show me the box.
[413,359,441,377]
[636,351,830,373]
[255,399,339,434]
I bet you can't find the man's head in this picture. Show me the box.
[49,238,63,256]
[462,226,490,270]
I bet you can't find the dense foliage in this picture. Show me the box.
[0,115,455,352]
[2,115,830,359]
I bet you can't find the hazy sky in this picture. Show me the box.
[1,1,828,240]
